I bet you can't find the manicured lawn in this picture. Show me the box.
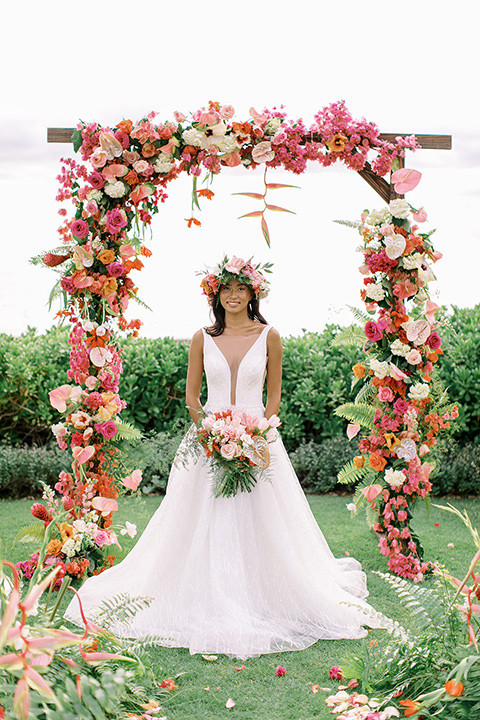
[1,494,479,720]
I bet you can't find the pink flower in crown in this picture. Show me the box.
[224,256,245,274]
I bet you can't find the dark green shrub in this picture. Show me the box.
[289,436,358,493]
[0,443,67,498]
[123,431,184,495]
[430,439,480,496]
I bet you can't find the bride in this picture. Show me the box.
[66,255,381,659]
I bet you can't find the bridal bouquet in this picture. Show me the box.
[196,410,281,498]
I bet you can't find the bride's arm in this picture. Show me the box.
[186,330,204,425]
[265,328,282,419]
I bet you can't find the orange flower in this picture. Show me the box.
[124,170,140,185]
[444,679,464,697]
[116,119,133,134]
[140,246,152,257]
[46,539,64,556]
[326,133,348,152]
[142,142,158,158]
[101,278,118,297]
[384,433,401,450]
[185,217,201,228]
[368,453,387,472]
[97,249,116,265]
[196,188,215,200]
[353,363,366,379]
[399,698,422,717]
[59,522,74,541]
[353,456,365,469]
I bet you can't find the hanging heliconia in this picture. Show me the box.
[19,100,455,583]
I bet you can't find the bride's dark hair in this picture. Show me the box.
[205,293,268,337]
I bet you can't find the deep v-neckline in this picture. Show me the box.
[209,326,269,405]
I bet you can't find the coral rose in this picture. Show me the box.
[368,453,387,471]
[97,249,116,265]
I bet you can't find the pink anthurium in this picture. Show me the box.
[130,183,154,204]
[391,167,422,194]
[72,445,96,465]
[360,484,383,502]
[48,385,72,412]
[121,469,143,491]
[91,496,118,516]
[347,423,360,440]
[89,346,109,367]
[102,163,128,183]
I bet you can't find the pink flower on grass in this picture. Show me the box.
[329,666,343,680]
[364,321,383,343]
[70,219,89,239]
[275,666,286,676]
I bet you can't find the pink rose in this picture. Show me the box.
[220,104,235,120]
[364,320,383,343]
[394,398,409,415]
[220,442,236,460]
[377,386,394,402]
[90,148,108,169]
[406,349,422,365]
[114,131,130,149]
[251,141,275,164]
[94,420,118,439]
[123,150,140,164]
[224,256,245,274]
[85,200,98,215]
[88,171,104,189]
[426,332,442,350]
[70,219,89,239]
[105,208,127,235]
[60,277,75,295]
[107,262,126,278]
[133,159,151,175]
[94,530,110,548]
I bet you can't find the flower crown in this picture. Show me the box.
[200,255,272,304]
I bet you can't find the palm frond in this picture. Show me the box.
[355,383,376,405]
[12,523,46,547]
[337,460,368,486]
[335,402,376,428]
[93,593,153,632]
[115,419,144,443]
[374,571,448,632]
[331,326,366,348]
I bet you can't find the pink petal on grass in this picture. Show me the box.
[226,698,236,709]
[235,664,245,671]
[391,167,422,194]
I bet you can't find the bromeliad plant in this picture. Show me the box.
[334,182,457,580]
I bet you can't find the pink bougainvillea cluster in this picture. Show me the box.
[344,187,457,580]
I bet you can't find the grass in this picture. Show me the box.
[1,493,479,720]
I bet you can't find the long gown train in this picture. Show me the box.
[65,325,382,659]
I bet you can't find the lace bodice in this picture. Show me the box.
[202,325,271,414]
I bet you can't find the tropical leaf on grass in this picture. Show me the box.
[94,593,153,631]
[12,523,46,547]
[337,460,368,485]
[331,325,366,348]
[335,402,376,428]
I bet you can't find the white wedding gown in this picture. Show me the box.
[65,325,381,659]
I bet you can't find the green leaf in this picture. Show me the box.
[331,326,365,348]
[115,419,144,442]
[12,523,46,547]
[335,402,376,428]
[337,460,367,485]
[72,128,83,153]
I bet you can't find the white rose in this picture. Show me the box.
[385,468,406,488]
[240,433,254,446]
[87,189,103,202]
[104,181,127,198]
[153,155,174,173]
[182,128,203,147]
[409,383,430,400]
[389,199,410,219]
[366,207,391,226]
[366,284,385,301]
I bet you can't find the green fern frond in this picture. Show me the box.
[128,292,152,312]
[94,593,154,631]
[335,402,376,428]
[115,419,144,443]
[355,383,376,405]
[337,460,368,485]
[374,571,448,632]
[331,326,366,348]
[333,219,362,229]
[12,523,46,547]
[347,305,373,325]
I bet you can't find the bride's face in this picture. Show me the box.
[219,278,252,314]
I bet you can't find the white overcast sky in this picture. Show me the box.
[1,0,479,339]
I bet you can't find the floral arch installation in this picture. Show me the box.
[27,101,455,585]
